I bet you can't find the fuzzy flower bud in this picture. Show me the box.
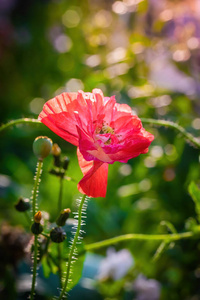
[50,227,66,243]
[15,197,30,212]
[56,208,71,227]
[33,136,53,161]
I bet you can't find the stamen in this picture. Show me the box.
[100,125,114,134]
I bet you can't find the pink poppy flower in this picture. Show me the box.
[38,89,154,198]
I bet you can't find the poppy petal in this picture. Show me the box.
[77,148,108,198]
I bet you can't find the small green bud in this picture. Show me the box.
[33,136,53,161]
[62,156,70,170]
[56,208,71,226]
[15,197,30,212]
[31,222,43,235]
[50,227,66,243]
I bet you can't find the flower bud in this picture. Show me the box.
[50,227,66,243]
[56,208,71,227]
[33,136,53,161]
[52,143,62,167]
[34,211,42,223]
[52,143,61,156]
[15,197,30,212]
[62,156,70,170]
[31,222,43,235]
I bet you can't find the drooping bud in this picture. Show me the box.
[52,143,62,167]
[34,211,42,223]
[33,136,53,161]
[52,143,61,156]
[56,208,71,227]
[15,197,30,212]
[62,156,70,170]
[50,227,66,243]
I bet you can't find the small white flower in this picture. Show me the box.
[97,247,134,281]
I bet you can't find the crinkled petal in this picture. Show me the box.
[38,93,79,146]
[77,148,108,198]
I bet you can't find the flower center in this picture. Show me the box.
[100,125,114,134]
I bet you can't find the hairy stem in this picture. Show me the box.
[58,195,86,300]
[30,235,38,300]
[85,228,200,251]
[0,118,41,132]
[141,118,200,149]
[32,160,43,220]
[30,160,43,299]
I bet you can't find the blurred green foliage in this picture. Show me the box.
[0,0,200,299]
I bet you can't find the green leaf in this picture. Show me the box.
[41,255,58,278]
[188,182,200,222]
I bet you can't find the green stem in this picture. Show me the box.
[57,176,64,288]
[58,244,63,288]
[141,118,200,149]
[30,235,38,300]
[58,195,86,300]
[32,160,43,220]
[30,160,43,300]
[85,228,200,251]
[58,176,64,213]
[24,211,31,225]
[0,118,41,132]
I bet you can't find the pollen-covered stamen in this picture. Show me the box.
[100,125,114,134]
[95,124,116,145]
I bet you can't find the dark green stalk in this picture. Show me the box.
[58,176,64,213]
[30,236,38,300]
[57,175,64,288]
[24,211,31,224]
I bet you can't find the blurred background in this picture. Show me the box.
[0,0,200,299]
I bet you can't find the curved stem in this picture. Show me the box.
[1,117,199,149]
[32,160,43,220]
[141,118,200,149]
[30,235,38,300]
[85,228,200,251]
[58,195,86,300]
[0,118,41,132]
